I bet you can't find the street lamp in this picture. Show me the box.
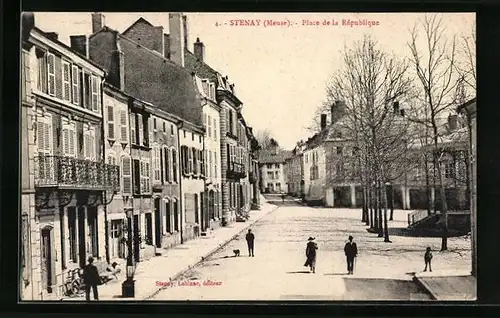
[122,208,135,298]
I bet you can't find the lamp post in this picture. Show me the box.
[122,208,135,298]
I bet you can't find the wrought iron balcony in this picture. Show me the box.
[35,155,120,191]
[228,162,246,178]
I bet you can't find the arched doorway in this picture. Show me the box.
[41,226,55,293]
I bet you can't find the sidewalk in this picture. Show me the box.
[62,196,278,301]
[413,270,476,301]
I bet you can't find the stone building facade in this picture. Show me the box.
[20,18,119,300]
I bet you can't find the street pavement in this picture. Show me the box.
[151,197,472,301]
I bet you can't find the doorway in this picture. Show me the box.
[133,214,140,262]
[110,220,125,259]
[145,213,153,246]
[154,198,162,248]
[77,207,86,268]
[41,227,54,293]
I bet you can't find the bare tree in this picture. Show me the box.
[255,129,280,149]
[407,14,463,251]
[324,35,415,242]
[455,24,476,94]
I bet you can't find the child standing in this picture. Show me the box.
[424,247,433,272]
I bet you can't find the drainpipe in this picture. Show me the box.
[202,122,207,232]
[177,120,184,244]
[101,78,110,264]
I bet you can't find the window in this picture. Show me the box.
[82,72,91,109]
[199,149,204,176]
[275,164,280,169]
[83,124,96,161]
[172,149,178,182]
[71,65,80,105]
[137,114,144,146]
[61,118,77,157]
[130,114,136,145]
[192,148,198,175]
[133,159,141,195]
[164,147,171,182]
[62,60,71,101]
[266,164,272,169]
[207,115,212,138]
[188,147,193,174]
[214,152,218,178]
[275,171,280,179]
[337,146,343,155]
[171,124,174,136]
[173,199,179,231]
[267,171,273,179]
[107,105,115,140]
[199,135,202,143]
[36,48,48,93]
[140,161,150,194]
[107,156,116,165]
[91,75,100,112]
[192,132,194,141]
[47,53,56,96]
[444,162,456,179]
[153,147,161,182]
[213,118,217,140]
[120,110,128,143]
[121,156,132,195]
[183,130,186,138]
[229,111,234,134]
[166,201,172,233]
[209,150,213,178]
[153,118,157,131]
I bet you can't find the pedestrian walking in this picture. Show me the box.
[245,229,255,257]
[423,247,433,272]
[344,236,358,275]
[304,237,318,273]
[82,257,102,301]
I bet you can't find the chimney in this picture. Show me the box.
[70,35,89,58]
[194,37,205,61]
[91,12,105,34]
[320,114,327,131]
[183,15,189,50]
[393,101,400,114]
[45,32,59,42]
[163,34,170,59]
[21,12,35,42]
[169,13,185,67]
[448,114,458,131]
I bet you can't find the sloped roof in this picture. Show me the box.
[258,149,293,164]
[122,17,155,35]
[118,34,202,127]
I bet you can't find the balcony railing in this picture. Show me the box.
[228,162,246,178]
[35,155,120,190]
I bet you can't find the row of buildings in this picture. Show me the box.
[20,12,261,300]
[280,100,474,214]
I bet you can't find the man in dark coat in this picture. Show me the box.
[344,236,358,275]
[245,229,255,257]
[304,237,318,273]
[83,257,102,301]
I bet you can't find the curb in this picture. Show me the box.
[412,275,438,300]
[142,204,279,300]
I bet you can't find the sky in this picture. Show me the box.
[32,12,475,150]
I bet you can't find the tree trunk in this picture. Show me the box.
[383,183,391,242]
[373,183,379,231]
[364,185,370,225]
[389,184,394,221]
[425,153,431,216]
[369,186,374,228]
[432,138,449,251]
[377,181,384,237]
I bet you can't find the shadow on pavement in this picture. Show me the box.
[387,227,468,238]
[341,277,432,300]
[324,272,348,276]
[286,271,312,274]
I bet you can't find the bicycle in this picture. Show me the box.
[63,268,86,297]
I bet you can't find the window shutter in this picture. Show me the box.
[148,117,154,143]
[91,75,99,111]
[146,162,150,192]
[193,148,198,175]
[159,148,164,183]
[70,129,76,157]
[120,110,128,143]
[165,148,170,182]
[37,120,45,152]
[172,149,177,182]
[137,114,143,146]
[107,105,114,139]
[130,114,136,144]
[213,119,217,140]
[72,66,80,105]
[90,135,95,160]
[44,122,51,153]
[62,62,71,101]
[63,128,69,155]
[47,53,56,96]
[122,157,132,195]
